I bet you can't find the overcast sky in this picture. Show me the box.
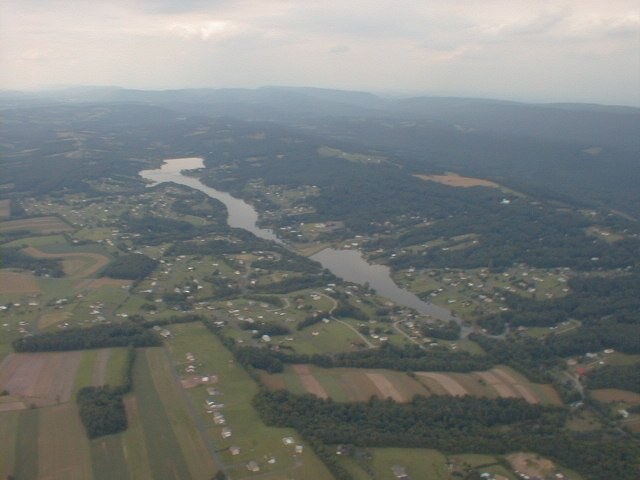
[1,0,639,105]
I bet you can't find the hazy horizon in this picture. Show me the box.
[1,1,639,106]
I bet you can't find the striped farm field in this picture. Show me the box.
[0,216,73,234]
[267,364,562,405]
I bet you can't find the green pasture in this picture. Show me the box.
[0,411,20,479]
[72,349,99,396]
[164,321,334,480]
[290,319,364,355]
[340,448,450,480]
[132,349,195,480]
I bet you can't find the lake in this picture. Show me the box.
[139,157,281,243]
[139,157,455,322]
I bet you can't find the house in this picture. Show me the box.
[336,444,354,456]
[229,446,240,456]
[246,461,260,472]
[282,436,295,445]
[295,445,303,454]
[221,428,232,438]
[391,464,410,480]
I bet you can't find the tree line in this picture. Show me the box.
[254,389,639,480]
[12,323,161,352]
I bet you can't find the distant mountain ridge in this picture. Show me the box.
[1,85,638,149]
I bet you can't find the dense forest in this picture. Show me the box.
[77,387,128,438]
[101,253,157,280]
[254,389,640,480]
[586,363,640,393]
[12,323,161,352]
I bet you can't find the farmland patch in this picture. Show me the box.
[0,351,83,407]
[415,173,500,189]
[38,403,93,480]
[365,372,405,401]
[1,216,73,234]
[0,270,40,294]
[22,247,109,279]
[292,364,329,399]
[269,365,559,405]
[0,199,10,219]
[591,389,640,404]
[417,372,468,397]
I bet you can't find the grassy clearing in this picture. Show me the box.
[0,411,20,478]
[368,448,450,479]
[145,347,217,480]
[603,352,640,366]
[14,408,39,480]
[120,395,154,480]
[450,453,516,479]
[165,322,334,480]
[105,347,129,387]
[91,435,128,480]
[38,403,93,480]
[133,349,193,480]
[72,349,99,397]
[291,320,363,355]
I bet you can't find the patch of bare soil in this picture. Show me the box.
[591,389,640,404]
[492,368,539,404]
[0,270,40,294]
[475,371,519,399]
[417,372,468,396]
[415,173,500,188]
[365,372,405,401]
[292,364,328,399]
[0,352,83,407]
[507,453,556,479]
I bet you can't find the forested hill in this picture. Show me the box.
[1,86,639,215]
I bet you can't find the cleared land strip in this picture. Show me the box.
[292,364,329,399]
[365,373,405,401]
[492,368,539,404]
[417,372,468,397]
[474,371,519,399]
[91,348,111,386]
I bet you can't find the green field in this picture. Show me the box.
[337,448,451,479]
[164,321,334,479]
[0,346,220,480]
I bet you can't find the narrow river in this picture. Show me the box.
[139,157,457,322]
